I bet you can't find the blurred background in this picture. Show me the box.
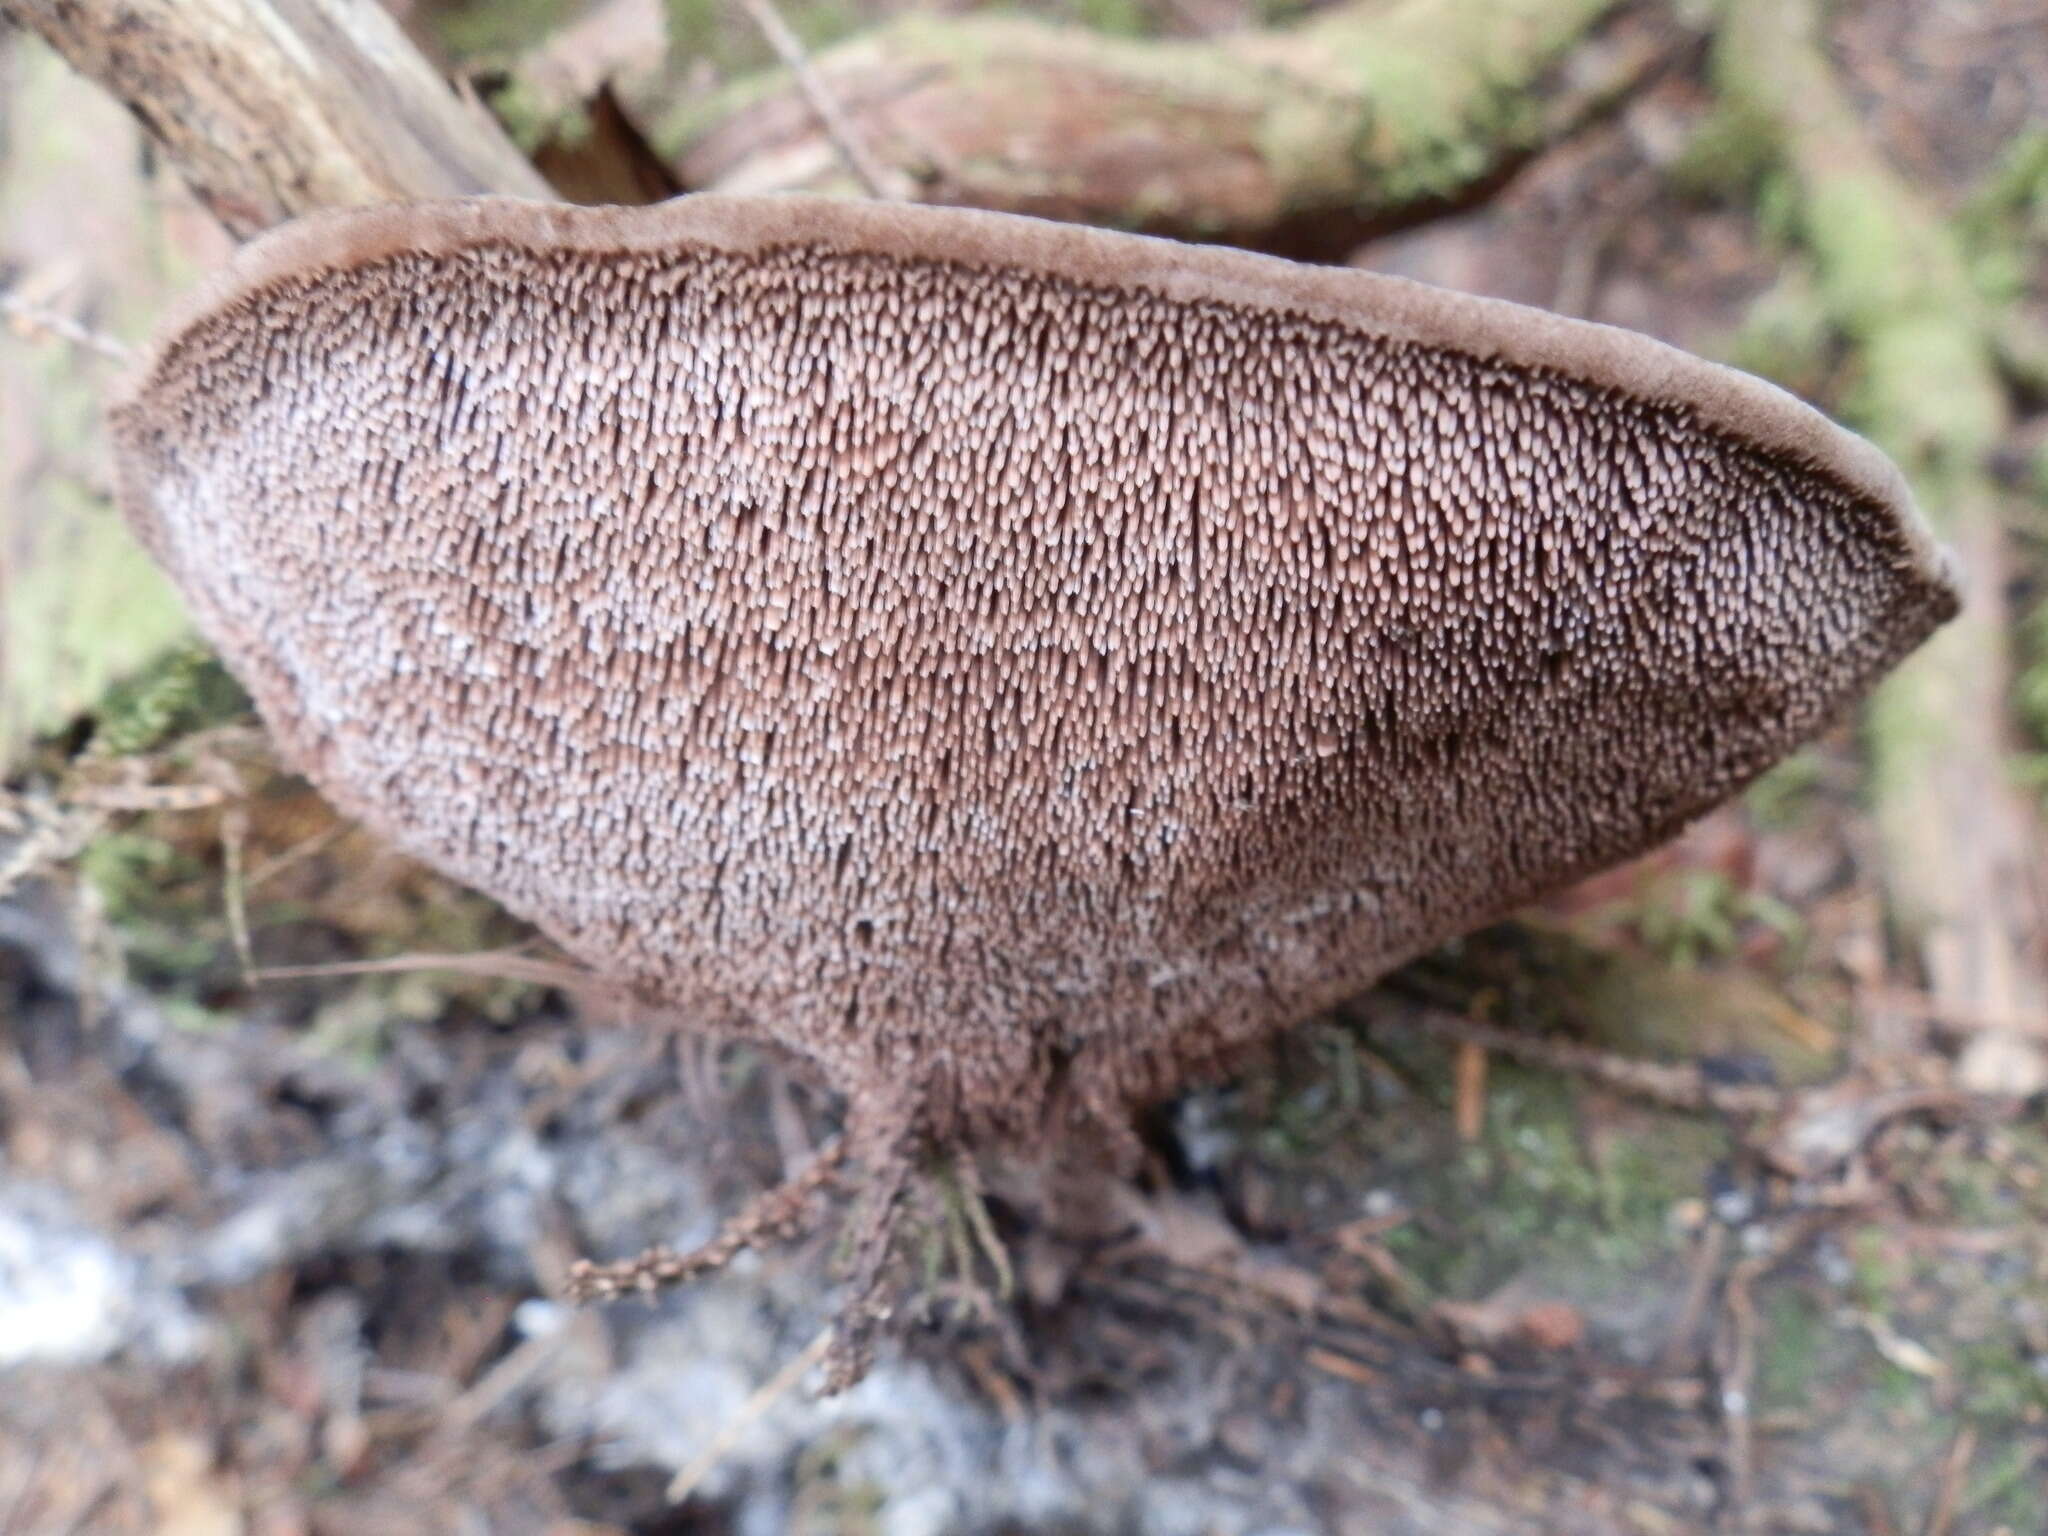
[1,0,2045,1530]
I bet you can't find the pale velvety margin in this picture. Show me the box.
[113,193,1960,604]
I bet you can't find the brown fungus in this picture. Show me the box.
[110,194,1955,1350]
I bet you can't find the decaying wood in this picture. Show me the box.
[659,0,1686,251]
[1720,0,2048,1087]
[2,0,1687,262]
[0,0,551,237]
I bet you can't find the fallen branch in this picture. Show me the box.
[0,0,551,236]
[658,0,1687,251]
[1718,0,2048,1090]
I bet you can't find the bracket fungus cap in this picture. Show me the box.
[110,194,1958,1153]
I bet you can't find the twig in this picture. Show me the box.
[244,821,349,893]
[951,1150,1015,1302]
[1858,1486,1905,1536]
[0,1440,47,1536]
[1304,1345,1380,1386]
[1710,1217,1815,1533]
[45,1478,117,1536]
[1718,1252,1763,1533]
[439,1332,562,1434]
[1655,1220,1729,1375]
[220,804,256,986]
[956,1339,1027,1421]
[0,286,130,362]
[1384,1005,1784,1118]
[1452,1038,1487,1142]
[667,1324,834,1502]
[732,0,893,199]
[62,782,227,813]
[252,949,596,990]
[1923,1423,1975,1536]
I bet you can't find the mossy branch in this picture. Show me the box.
[1718,0,2048,1056]
[659,0,1685,249]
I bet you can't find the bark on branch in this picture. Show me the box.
[659,0,1686,252]
[0,0,551,237]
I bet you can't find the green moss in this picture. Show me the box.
[0,465,194,772]
[790,1423,885,1536]
[1370,1061,1718,1300]
[1628,870,1743,969]
[0,41,207,772]
[664,0,724,58]
[1754,1289,1828,1415]
[78,828,226,987]
[1953,1335,2048,1424]
[1743,748,1828,833]
[1851,313,2004,477]
[1959,127,2048,258]
[2014,573,2048,797]
[1844,1224,1900,1313]
[1800,169,1934,334]
[1965,1429,2048,1532]
[1305,0,1611,213]
[427,0,582,62]
[88,644,250,758]
[1251,1024,1374,1161]
[1669,99,1780,205]
[1723,269,1835,401]
[1242,0,1317,23]
[485,73,591,154]
[660,0,1617,224]
[1065,0,1155,39]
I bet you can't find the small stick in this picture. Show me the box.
[1304,1345,1379,1386]
[1719,1254,1762,1532]
[733,0,893,199]
[0,287,130,362]
[1388,1004,1784,1118]
[253,950,596,990]
[245,821,348,892]
[666,1325,835,1503]
[220,804,257,985]
[950,1150,1015,1301]
[62,782,227,813]
[1654,1219,1728,1375]
[1453,1038,1487,1142]
[1922,1423,1975,1536]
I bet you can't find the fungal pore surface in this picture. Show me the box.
[110,195,1957,1351]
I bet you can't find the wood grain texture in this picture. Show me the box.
[2,0,551,235]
